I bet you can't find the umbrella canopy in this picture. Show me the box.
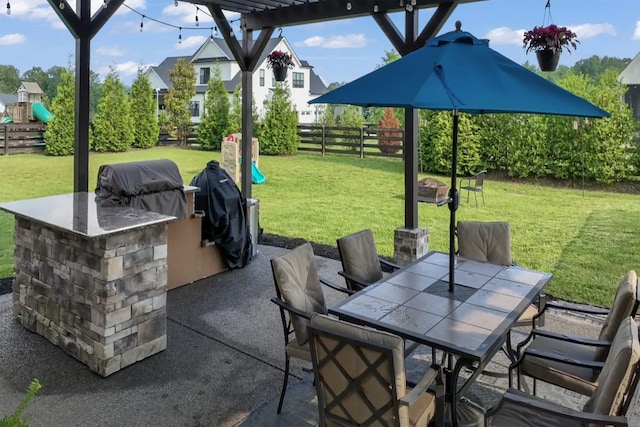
[310,28,610,292]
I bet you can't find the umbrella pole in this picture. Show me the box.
[448,110,459,292]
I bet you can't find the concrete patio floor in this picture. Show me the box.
[0,244,638,426]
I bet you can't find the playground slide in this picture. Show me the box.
[32,103,54,123]
[251,161,266,184]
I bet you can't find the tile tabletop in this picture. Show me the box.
[330,252,552,361]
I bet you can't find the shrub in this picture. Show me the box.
[377,107,401,154]
[260,84,299,155]
[44,67,75,156]
[130,69,159,149]
[0,378,41,427]
[91,69,134,152]
[198,66,229,151]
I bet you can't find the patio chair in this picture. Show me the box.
[308,313,444,427]
[514,270,639,396]
[488,316,640,427]
[270,242,354,414]
[336,229,400,292]
[460,170,487,207]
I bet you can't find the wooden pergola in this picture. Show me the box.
[47,0,483,231]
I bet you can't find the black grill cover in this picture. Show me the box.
[95,159,187,219]
[191,160,252,269]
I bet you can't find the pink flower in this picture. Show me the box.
[266,50,294,69]
[523,25,579,54]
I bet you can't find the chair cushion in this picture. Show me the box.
[583,317,640,418]
[285,337,311,362]
[513,304,538,327]
[310,314,412,426]
[521,335,599,396]
[457,221,512,266]
[337,229,384,290]
[271,242,327,345]
[490,397,583,427]
[595,270,638,361]
[407,387,436,427]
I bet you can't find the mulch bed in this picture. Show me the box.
[259,232,341,261]
[0,276,12,296]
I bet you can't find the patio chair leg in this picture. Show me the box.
[481,191,485,206]
[474,192,478,207]
[276,356,290,414]
[466,189,470,203]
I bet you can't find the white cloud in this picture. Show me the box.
[97,61,148,79]
[294,34,368,49]
[0,33,27,45]
[175,35,206,50]
[632,21,640,40]
[96,46,125,56]
[569,23,616,39]
[484,27,525,45]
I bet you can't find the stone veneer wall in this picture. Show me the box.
[393,227,429,266]
[12,217,168,376]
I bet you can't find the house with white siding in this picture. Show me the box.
[145,36,328,124]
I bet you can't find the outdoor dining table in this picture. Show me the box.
[329,251,552,427]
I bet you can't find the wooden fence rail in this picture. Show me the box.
[297,124,404,158]
[0,123,47,155]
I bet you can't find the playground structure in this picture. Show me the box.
[221,133,266,184]
[4,82,54,124]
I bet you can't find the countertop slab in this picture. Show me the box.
[0,192,176,238]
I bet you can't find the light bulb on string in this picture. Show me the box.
[174,1,178,6]
[6,1,10,15]
[195,15,199,26]
[178,27,182,43]
[373,3,378,12]
[406,4,413,11]
[399,0,404,6]
[103,0,107,8]
[346,2,351,10]
[59,1,65,10]
[140,16,144,32]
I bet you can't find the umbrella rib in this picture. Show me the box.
[433,64,465,108]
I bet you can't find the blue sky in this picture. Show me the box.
[1,0,639,86]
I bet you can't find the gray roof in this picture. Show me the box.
[309,69,328,95]
[19,82,43,94]
[151,56,193,89]
[620,51,640,85]
[0,93,17,105]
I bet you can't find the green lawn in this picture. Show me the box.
[1,147,638,307]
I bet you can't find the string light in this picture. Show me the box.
[59,1,65,10]
[6,1,10,15]
[178,27,182,43]
[399,0,404,6]
[195,9,199,26]
[103,0,107,8]
[373,2,378,12]
[140,15,144,32]
[346,2,351,10]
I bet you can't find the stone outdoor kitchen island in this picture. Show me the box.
[0,192,175,376]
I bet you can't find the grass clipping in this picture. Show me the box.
[0,379,41,427]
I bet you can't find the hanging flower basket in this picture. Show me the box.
[523,24,579,72]
[266,50,294,82]
[273,66,288,82]
[535,49,561,72]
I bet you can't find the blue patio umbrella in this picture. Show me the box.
[310,27,610,292]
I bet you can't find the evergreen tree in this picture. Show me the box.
[91,69,134,152]
[197,66,229,150]
[130,69,159,149]
[44,66,75,156]
[338,105,365,151]
[227,84,262,137]
[164,58,195,146]
[260,83,299,155]
[377,107,401,154]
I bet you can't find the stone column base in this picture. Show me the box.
[393,227,429,266]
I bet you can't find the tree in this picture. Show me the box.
[91,69,134,152]
[227,84,262,137]
[90,70,103,113]
[377,107,401,154]
[338,105,365,151]
[198,66,229,150]
[164,58,195,146]
[21,66,48,93]
[0,65,21,93]
[45,66,66,101]
[44,66,75,156]
[260,83,299,155]
[130,69,159,149]
[572,55,632,81]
